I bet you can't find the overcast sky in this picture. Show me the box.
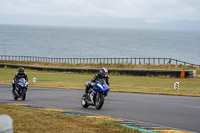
[0,0,200,29]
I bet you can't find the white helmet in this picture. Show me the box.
[100,68,108,77]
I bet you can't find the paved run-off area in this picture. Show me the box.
[0,84,200,132]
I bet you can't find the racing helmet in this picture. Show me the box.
[100,68,108,77]
[18,67,24,74]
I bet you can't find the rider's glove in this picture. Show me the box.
[91,82,95,86]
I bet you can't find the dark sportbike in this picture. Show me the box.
[12,78,28,101]
[81,79,110,110]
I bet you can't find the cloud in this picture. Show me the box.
[0,0,200,24]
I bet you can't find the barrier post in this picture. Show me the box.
[181,71,185,78]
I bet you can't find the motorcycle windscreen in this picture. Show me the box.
[18,78,26,84]
[18,78,27,87]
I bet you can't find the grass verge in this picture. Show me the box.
[0,103,138,133]
[0,67,200,97]
[0,60,200,76]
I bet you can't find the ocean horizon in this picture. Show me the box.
[0,24,200,65]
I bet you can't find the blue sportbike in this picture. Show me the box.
[12,78,28,101]
[81,79,110,110]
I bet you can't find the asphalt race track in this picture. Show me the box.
[0,84,200,132]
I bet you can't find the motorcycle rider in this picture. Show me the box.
[85,68,109,94]
[12,67,28,93]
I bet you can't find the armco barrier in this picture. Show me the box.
[0,64,196,78]
[1,55,200,67]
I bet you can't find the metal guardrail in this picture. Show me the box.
[0,55,199,67]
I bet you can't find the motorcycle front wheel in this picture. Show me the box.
[95,92,104,110]
[21,88,26,101]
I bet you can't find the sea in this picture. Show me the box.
[0,24,200,65]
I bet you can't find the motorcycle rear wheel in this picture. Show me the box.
[13,94,18,100]
[81,94,89,108]
[12,89,18,100]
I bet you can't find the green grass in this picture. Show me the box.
[0,67,200,97]
[0,103,137,133]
